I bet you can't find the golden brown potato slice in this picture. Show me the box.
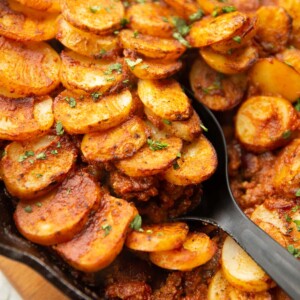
[227,0,260,12]
[0,95,54,141]
[14,0,60,12]
[222,236,274,292]
[150,232,217,271]
[190,58,247,111]
[126,222,189,252]
[14,170,101,245]
[57,18,119,59]
[0,135,77,200]
[81,117,148,162]
[54,89,134,134]
[164,0,200,19]
[0,37,60,96]
[115,136,182,177]
[119,29,186,60]
[163,135,217,186]
[138,79,192,121]
[60,0,124,35]
[227,286,272,300]
[0,85,23,99]
[187,12,248,48]
[276,48,300,75]
[55,194,138,272]
[288,209,300,250]
[249,58,300,102]
[60,50,129,95]
[235,96,298,152]
[0,0,59,41]
[195,0,226,14]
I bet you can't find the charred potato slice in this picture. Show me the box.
[55,194,138,272]
[14,0,60,12]
[125,222,189,252]
[14,170,101,245]
[54,89,134,134]
[0,36,60,96]
[0,135,77,200]
[235,96,298,152]
[0,95,54,141]
[81,117,148,162]
[164,0,200,19]
[119,29,186,60]
[60,0,124,35]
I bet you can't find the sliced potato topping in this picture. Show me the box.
[55,194,138,272]
[14,0,60,13]
[54,89,134,134]
[0,135,77,200]
[276,47,300,75]
[164,0,200,18]
[126,222,189,252]
[0,95,54,141]
[14,170,102,245]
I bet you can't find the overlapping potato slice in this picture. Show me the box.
[249,58,300,102]
[0,37,60,96]
[0,95,54,141]
[235,96,298,152]
[55,194,138,272]
[119,29,186,60]
[14,0,60,13]
[60,0,124,35]
[54,89,134,134]
[164,0,200,18]
[0,135,77,200]
[227,0,260,12]
[138,79,192,121]
[57,18,119,59]
[126,222,189,252]
[149,232,217,271]
[0,85,23,99]
[0,0,59,41]
[276,48,300,74]
[222,237,274,292]
[163,134,217,186]
[14,170,101,245]
[81,117,148,162]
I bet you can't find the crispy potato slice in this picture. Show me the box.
[196,0,226,14]
[0,0,59,41]
[115,136,182,177]
[0,135,77,200]
[227,286,272,300]
[138,79,192,121]
[190,58,247,111]
[150,232,217,271]
[276,48,300,75]
[14,0,60,12]
[126,222,189,252]
[60,50,129,95]
[235,96,298,152]
[200,46,258,75]
[222,236,273,292]
[187,12,248,48]
[14,170,101,245]
[57,18,119,59]
[273,139,300,197]
[54,89,134,134]
[81,117,148,162]
[227,0,260,12]
[60,0,124,35]
[249,58,300,102]
[164,0,200,18]
[163,135,217,186]
[119,29,186,60]
[0,37,60,96]
[289,210,300,250]
[55,194,138,272]
[0,95,54,141]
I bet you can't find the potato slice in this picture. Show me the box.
[235,96,298,152]
[126,222,189,252]
[249,58,300,102]
[150,232,217,271]
[138,79,192,121]
[14,170,101,245]
[163,135,217,186]
[0,36,60,96]
[276,48,300,75]
[164,0,200,18]
[57,18,119,59]
[55,194,138,272]
[226,0,260,12]
[289,210,300,250]
[222,236,273,292]
[0,95,54,141]
[81,116,148,162]
[0,135,77,200]
[115,136,182,177]
[119,29,186,60]
[0,85,23,99]
[14,0,60,12]
[187,12,248,48]
[60,50,129,95]
[54,89,134,134]
[227,286,272,300]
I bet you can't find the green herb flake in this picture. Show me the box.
[176,152,181,158]
[1,150,6,158]
[123,1,129,7]
[120,18,129,27]
[222,6,236,13]
[102,224,112,237]
[173,161,180,170]
[18,155,27,162]
[285,214,292,222]
[25,150,34,157]
[293,220,300,231]
[163,119,172,125]
[51,150,58,155]
[200,124,208,132]
[35,202,42,207]
[232,35,242,43]
[287,244,300,258]
[291,205,300,212]
[55,121,64,136]
[294,98,300,111]
[123,79,130,84]
[98,49,107,58]
[104,63,123,75]
[172,32,191,48]
[91,92,102,101]
[147,139,168,151]
[212,9,218,17]
[141,64,149,69]
[56,142,61,148]
[89,5,101,13]
[64,96,76,108]
[146,229,153,234]
[162,16,169,23]
[36,174,43,178]
[24,205,33,213]
[133,30,139,38]
[189,9,204,22]
[36,152,47,160]
[106,76,116,82]
[114,30,120,35]
[136,0,146,3]
[130,214,142,231]
[171,17,190,36]
[125,58,143,70]
[282,130,291,139]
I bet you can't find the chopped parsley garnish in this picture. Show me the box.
[294,98,300,111]
[64,96,76,108]
[35,202,42,207]
[104,63,123,75]
[57,142,61,148]
[162,16,169,23]
[106,76,116,81]
[293,220,300,231]
[173,161,180,170]
[171,17,190,36]
[285,214,292,222]
[91,92,102,101]
[36,174,43,178]
[173,32,191,48]
[56,121,64,136]
[24,205,33,213]
[123,79,130,84]
[102,224,112,237]
[89,5,101,13]
[232,35,242,43]
[200,124,208,132]
[1,150,6,158]
[222,6,236,13]
[212,9,219,17]
[163,119,172,125]
[282,130,291,139]
[114,30,120,35]
[120,18,129,27]
[36,152,46,160]
[147,139,168,151]
[18,150,34,162]
[98,49,107,58]
[133,30,139,38]
[291,205,300,212]
[51,150,58,155]
[189,9,204,22]
[125,58,143,70]
[130,214,142,231]
[141,64,149,69]
[287,244,300,258]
